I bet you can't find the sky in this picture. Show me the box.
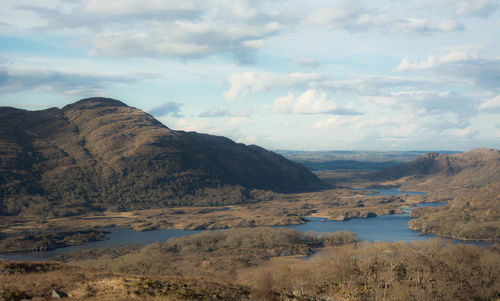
[0,0,499,151]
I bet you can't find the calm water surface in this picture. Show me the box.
[1,228,201,261]
[272,203,444,243]
[352,187,428,196]
[2,189,487,261]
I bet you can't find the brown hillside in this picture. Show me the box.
[375,149,500,242]
[375,148,500,195]
[408,180,500,241]
[0,98,323,217]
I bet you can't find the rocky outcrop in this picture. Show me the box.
[332,211,378,221]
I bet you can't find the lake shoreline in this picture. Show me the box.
[1,187,491,260]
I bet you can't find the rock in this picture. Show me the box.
[332,214,350,221]
[51,289,68,298]
[1,267,12,275]
[360,211,377,218]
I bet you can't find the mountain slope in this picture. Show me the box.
[374,149,500,241]
[375,148,500,194]
[0,97,323,216]
[408,180,500,241]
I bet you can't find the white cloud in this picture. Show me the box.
[445,126,479,139]
[173,118,213,132]
[353,117,396,130]
[88,20,281,63]
[362,90,482,133]
[395,47,500,91]
[223,71,454,104]
[292,90,337,114]
[390,122,421,138]
[311,116,345,129]
[366,90,475,111]
[274,89,360,115]
[321,76,436,96]
[227,117,250,127]
[12,0,470,66]
[242,39,266,48]
[223,71,323,100]
[437,20,464,31]
[396,49,478,71]
[305,6,390,31]
[395,18,464,34]
[478,95,500,111]
[19,0,285,64]
[287,58,321,68]
[305,5,464,35]
[0,64,156,95]
[198,107,230,118]
[82,0,198,16]
[452,0,498,17]
[148,101,183,117]
[223,72,271,101]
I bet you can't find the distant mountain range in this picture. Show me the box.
[0,98,322,217]
[277,150,460,171]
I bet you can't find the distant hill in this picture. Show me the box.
[374,149,500,242]
[294,160,402,171]
[374,148,500,192]
[0,98,323,217]
[408,180,500,241]
[277,150,459,171]
[276,150,459,163]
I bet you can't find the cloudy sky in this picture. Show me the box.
[1,0,499,151]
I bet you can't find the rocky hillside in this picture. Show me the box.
[0,98,322,217]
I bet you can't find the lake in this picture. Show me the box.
[0,189,485,261]
[1,228,202,261]
[351,187,428,196]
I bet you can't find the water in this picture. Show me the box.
[1,189,488,261]
[1,228,201,261]
[352,187,428,196]
[272,202,443,243]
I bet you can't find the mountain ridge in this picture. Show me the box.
[0,97,323,217]
[374,148,500,188]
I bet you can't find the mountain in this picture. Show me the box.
[0,97,323,217]
[374,148,500,193]
[374,149,500,241]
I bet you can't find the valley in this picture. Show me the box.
[1,98,499,300]
[2,0,500,298]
